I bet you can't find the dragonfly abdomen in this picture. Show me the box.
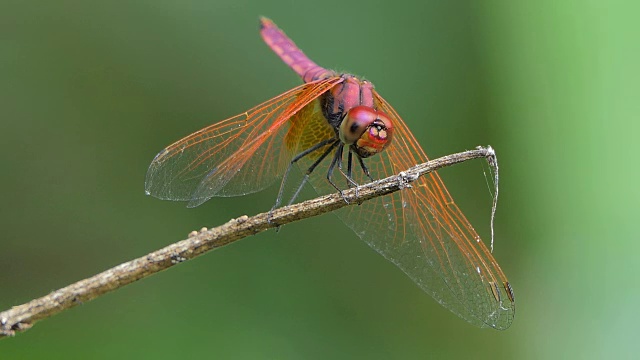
[260,17,334,83]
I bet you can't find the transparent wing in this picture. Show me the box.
[293,91,515,329]
[145,77,343,207]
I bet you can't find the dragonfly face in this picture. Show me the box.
[340,105,394,158]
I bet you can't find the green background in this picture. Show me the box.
[2,0,638,358]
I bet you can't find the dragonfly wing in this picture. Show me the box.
[370,91,515,329]
[145,77,343,206]
[296,90,514,329]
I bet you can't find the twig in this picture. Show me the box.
[0,146,496,338]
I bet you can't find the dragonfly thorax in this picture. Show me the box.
[320,75,375,127]
[319,75,394,157]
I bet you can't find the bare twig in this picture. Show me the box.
[0,147,497,338]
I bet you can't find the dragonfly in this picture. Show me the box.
[145,17,515,329]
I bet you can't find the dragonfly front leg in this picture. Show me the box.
[343,149,363,188]
[325,145,353,204]
[341,149,361,199]
[347,150,353,186]
[355,151,374,182]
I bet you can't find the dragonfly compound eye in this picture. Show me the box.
[340,106,394,158]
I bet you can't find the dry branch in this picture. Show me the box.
[0,146,497,338]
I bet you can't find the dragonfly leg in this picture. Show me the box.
[331,149,357,199]
[345,150,361,198]
[269,138,337,225]
[356,153,374,182]
[281,139,340,205]
[326,145,351,204]
[334,146,357,189]
[272,138,336,209]
[342,149,359,187]
[332,148,360,199]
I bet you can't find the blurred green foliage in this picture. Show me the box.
[1,0,638,359]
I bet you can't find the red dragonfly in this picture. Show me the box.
[145,17,515,329]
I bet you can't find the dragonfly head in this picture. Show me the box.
[340,106,394,158]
